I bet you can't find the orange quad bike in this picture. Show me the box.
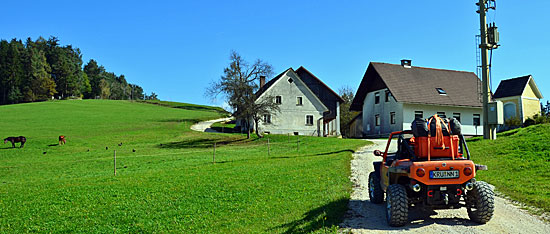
[368,115,494,227]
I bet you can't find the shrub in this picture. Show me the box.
[504,116,522,127]
[523,118,536,127]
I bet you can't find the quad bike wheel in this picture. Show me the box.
[368,172,384,204]
[466,181,495,224]
[386,184,408,226]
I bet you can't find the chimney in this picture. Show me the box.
[401,59,412,68]
[260,76,266,88]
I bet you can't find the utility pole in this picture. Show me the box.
[477,0,499,139]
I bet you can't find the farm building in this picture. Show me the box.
[493,75,543,122]
[238,67,343,136]
[349,60,484,137]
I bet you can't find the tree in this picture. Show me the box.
[99,79,111,99]
[338,86,359,138]
[145,92,159,100]
[0,36,149,105]
[207,51,278,138]
[22,46,56,101]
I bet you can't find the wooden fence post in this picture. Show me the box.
[114,150,117,176]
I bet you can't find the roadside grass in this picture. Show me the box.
[467,124,550,214]
[0,100,368,233]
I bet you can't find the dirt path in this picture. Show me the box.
[190,117,232,133]
[340,139,550,234]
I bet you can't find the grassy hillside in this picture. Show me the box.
[468,124,550,214]
[0,100,367,233]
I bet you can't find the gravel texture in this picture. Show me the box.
[190,117,232,133]
[340,139,550,234]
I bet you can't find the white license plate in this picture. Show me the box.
[430,170,459,179]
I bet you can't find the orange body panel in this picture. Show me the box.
[409,160,475,185]
[414,135,461,158]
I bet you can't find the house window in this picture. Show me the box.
[390,112,396,124]
[306,115,314,126]
[263,114,271,124]
[375,114,380,126]
[437,112,446,118]
[436,88,447,95]
[473,114,481,126]
[296,97,303,106]
[453,113,461,122]
[414,111,423,119]
[375,92,380,104]
[275,96,282,104]
[385,91,391,102]
[288,78,293,83]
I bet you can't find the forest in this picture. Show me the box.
[0,36,155,105]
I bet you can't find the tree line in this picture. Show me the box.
[0,36,156,105]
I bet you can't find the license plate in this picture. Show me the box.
[430,170,459,179]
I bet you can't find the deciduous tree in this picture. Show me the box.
[207,51,278,138]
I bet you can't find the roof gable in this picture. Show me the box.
[493,75,531,98]
[256,69,328,112]
[351,62,482,111]
[525,77,543,99]
[256,67,343,114]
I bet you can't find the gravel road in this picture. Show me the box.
[190,117,232,133]
[340,139,550,234]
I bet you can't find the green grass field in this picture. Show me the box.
[468,124,550,214]
[0,100,368,233]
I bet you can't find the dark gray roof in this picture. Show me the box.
[351,62,482,111]
[493,75,531,98]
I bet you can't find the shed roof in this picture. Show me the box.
[493,75,543,99]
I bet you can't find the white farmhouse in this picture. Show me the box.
[250,67,343,136]
[350,60,484,137]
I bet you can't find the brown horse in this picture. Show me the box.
[59,135,66,145]
[4,136,26,148]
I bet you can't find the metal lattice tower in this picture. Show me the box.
[475,34,482,103]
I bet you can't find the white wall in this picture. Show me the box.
[402,103,484,136]
[361,88,484,136]
[256,71,327,136]
[362,88,403,136]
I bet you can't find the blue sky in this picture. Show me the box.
[2,1,549,106]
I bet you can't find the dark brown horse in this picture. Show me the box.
[4,136,26,148]
[59,135,66,145]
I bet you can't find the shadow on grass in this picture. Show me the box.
[210,126,237,133]
[268,150,355,160]
[273,197,349,234]
[157,137,248,149]
[140,100,228,115]
[156,118,202,123]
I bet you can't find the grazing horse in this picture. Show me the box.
[4,136,26,148]
[59,135,66,145]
